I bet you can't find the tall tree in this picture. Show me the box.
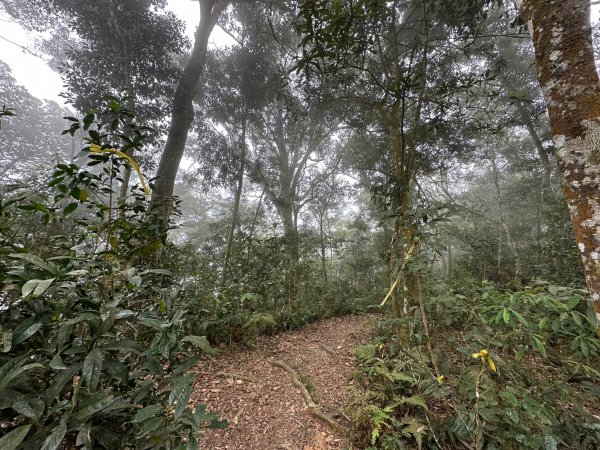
[1,0,186,126]
[297,0,484,320]
[1,0,188,203]
[248,95,340,263]
[519,0,600,329]
[191,43,272,289]
[150,0,227,227]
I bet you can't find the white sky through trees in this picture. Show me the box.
[0,2,598,106]
[0,0,230,105]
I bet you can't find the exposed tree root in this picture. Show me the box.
[268,358,349,436]
[318,342,337,356]
[317,343,353,363]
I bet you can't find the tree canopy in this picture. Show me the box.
[1,0,600,448]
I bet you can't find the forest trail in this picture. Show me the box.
[191,314,376,450]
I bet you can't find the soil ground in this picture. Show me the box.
[190,314,377,450]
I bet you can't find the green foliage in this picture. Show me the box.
[0,104,223,448]
[170,225,379,346]
[0,62,74,180]
[351,281,600,449]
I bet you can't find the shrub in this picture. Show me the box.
[0,101,224,449]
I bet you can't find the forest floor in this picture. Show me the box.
[191,314,377,450]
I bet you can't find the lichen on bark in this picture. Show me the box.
[521,0,600,332]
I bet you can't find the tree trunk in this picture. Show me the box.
[520,0,600,330]
[388,100,406,319]
[319,210,328,284]
[150,0,227,229]
[515,100,553,183]
[446,244,452,278]
[106,0,136,211]
[249,186,265,240]
[490,155,522,277]
[280,201,299,263]
[219,108,247,291]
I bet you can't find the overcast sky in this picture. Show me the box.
[0,0,229,105]
[0,3,599,106]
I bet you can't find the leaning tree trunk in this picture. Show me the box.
[520,0,600,331]
[150,0,227,229]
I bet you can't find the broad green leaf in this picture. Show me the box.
[139,416,164,435]
[548,285,560,296]
[0,390,24,409]
[63,312,101,326]
[104,359,128,382]
[133,404,162,423]
[566,297,580,309]
[82,349,103,390]
[532,335,547,358]
[143,269,172,276]
[12,320,42,345]
[192,403,208,430]
[64,202,78,215]
[138,317,168,331]
[169,375,194,406]
[182,335,217,355]
[174,384,192,421]
[65,269,88,277]
[101,340,143,354]
[12,398,38,420]
[76,422,92,447]
[91,426,122,449]
[44,366,79,407]
[9,253,59,275]
[544,435,558,450]
[0,356,44,391]
[28,397,45,419]
[0,424,31,449]
[71,391,113,421]
[40,422,67,450]
[114,309,134,319]
[186,438,200,450]
[50,355,68,370]
[502,308,510,324]
[2,330,12,352]
[22,278,55,298]
[506,408,519,424]
[509,309,528,327]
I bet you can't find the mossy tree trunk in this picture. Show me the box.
[520,0,600,330]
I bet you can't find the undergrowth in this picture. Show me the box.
[0,102,226,449]
[350,280,600,449]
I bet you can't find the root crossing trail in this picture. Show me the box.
[191,314,376,450]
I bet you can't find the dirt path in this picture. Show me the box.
[190,314,376,450]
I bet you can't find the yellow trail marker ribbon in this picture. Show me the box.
[89,143,150,199]
[472,348,496,373]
